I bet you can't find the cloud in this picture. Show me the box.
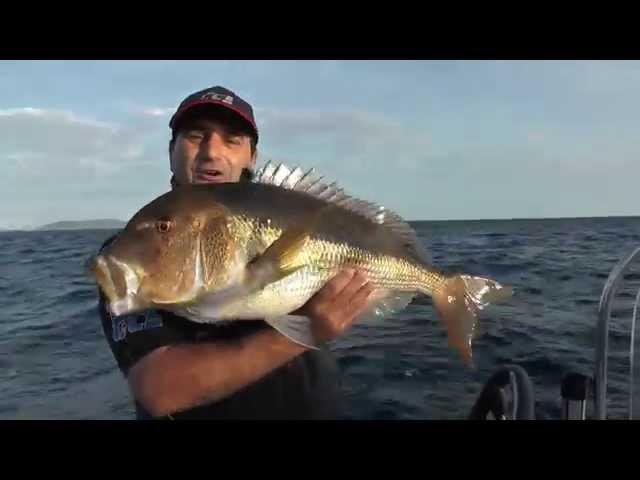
[0,108,119,168]
[0,104,438,227]
[131,105,432,175]
[0,107,166,176]
[138,107,174,117]
[252,103,640,221]
[0,107,172,229]
[0,108,112,128]
[256,107,431,175]
[133,104,434,176]
[526,131,545,143]
[258,108,396,137]
[246,107,441,220]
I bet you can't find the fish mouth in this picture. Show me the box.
[88,254,143,317]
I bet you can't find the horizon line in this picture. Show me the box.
[3,214,640,232]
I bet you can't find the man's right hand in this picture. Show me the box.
[294,269,376,344]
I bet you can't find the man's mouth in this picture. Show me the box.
[194,169,226,183]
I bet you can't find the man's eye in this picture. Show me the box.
[227,137,242,145]
[186,131,204,141]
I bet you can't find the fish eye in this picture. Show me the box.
[156,219,173,233]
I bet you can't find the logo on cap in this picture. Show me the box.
[169,85,259,143]
[201,92,234,105]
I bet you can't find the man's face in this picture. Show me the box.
[169,111,256,186]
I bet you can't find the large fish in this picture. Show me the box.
[89,162,513,364]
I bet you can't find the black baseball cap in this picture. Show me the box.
[169,86,259,143]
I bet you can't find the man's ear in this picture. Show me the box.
[168,139,176,174]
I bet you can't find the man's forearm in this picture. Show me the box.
[128,327,308,417]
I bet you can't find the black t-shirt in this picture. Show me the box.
[96,235,344,420]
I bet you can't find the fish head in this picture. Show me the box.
[89,186,234,317]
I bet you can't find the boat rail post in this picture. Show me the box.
[561,373,592,420]
[594,246,640,420]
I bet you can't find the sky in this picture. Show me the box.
[1,60,640,229]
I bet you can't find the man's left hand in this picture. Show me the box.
[292,269,375,344]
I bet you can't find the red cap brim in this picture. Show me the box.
[170,99,258,139]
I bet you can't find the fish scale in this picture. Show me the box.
[216,214,446,320]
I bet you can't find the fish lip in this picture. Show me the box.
[90,253,143,316]
[108,295,143,317]
[91,254,119,303]
[109,255,141,298]
[85,254,99,278]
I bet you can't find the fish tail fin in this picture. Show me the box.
[429,273,513,366]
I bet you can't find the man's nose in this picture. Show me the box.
[198,131,225,159]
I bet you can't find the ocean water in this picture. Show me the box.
[2,217,640,420]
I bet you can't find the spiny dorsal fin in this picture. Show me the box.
[254,160,431,264]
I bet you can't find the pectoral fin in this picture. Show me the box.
[246,223,313,290]
[176,223,317,323]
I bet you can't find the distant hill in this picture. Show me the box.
[37,219,126,231]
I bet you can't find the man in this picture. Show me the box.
[97,86,375,419]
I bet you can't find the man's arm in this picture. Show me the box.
[127,269,374,417]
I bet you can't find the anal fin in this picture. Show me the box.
[177,284,252,323]
[264,314,320,350]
